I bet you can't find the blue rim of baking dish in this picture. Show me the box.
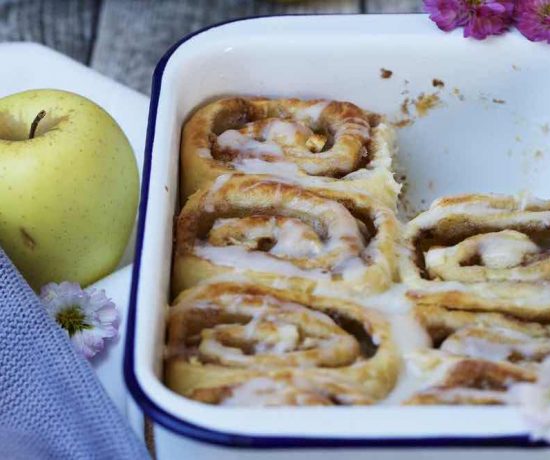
[124,14,546,449]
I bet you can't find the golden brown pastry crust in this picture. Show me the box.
[404,351,536,405]
[172,174,399,298]
[403,305,550,405]
[181,97,399,208]
[401,194,550,321]
[165,282,401,406]
[170,95,550,408]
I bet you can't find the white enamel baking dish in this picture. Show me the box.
[125,14,550,448]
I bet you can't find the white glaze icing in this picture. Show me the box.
[381,350,453,405]
[478,232,539,268]
[518,190,550,211]
[220,372,370,407]
[441,326,550,362]
[203,174,232,212]
[221,377,291,406]
[292,100,330,124]
[425,231,539,273]
[269,218,324,258]
[208,98,390,180]
[195,244,329,280]
[231,158,400,205]
[259,119,311,145]
[197,191,372,282]
[216,129,283,158]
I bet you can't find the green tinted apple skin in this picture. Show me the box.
[0,89,139,290]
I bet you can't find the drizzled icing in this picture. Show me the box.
[203,174,232,212]
[195,244,329,280]
[269,218,324,258]
[220,377,294,406]
[216,129,284,159]
[194,188,375,281]
[426,231,538,269]
[440,326,550,363]
[374,295,433,404]
[220,374,373,407]
[291,100,331,124]
[478,232,539,268]
[381,353,446,405]
[211,217,324,259]
[424,230,546,283]
[308,282,433,405]
[235,158,400,198]
[211,100,374,177]
[184,293,362,369]
[383,305,550,405]
[518,190,550,211]
[407,193,550,241]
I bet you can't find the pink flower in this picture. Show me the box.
[424,0,470,31]
[424,0,515,39]
[41,282,119,359]
[516,0,550,43]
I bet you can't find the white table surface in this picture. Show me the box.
[2,41,548,460]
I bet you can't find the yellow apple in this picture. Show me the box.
[0,89,139,290]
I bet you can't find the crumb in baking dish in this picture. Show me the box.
[414,93,441,118]
[452,87,466,101]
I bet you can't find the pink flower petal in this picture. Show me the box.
[516,0,550,44]
[424,0,515,39]
[424,0,469,31]
[72,331,104,359]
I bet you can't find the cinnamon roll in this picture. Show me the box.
[164,282,400,406]
[181,97,400,208]
[401,194,550,321]
[172,174,399,298]
[404,351,536,405]
[404,305,549,405]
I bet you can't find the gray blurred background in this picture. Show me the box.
[0,0,423,94]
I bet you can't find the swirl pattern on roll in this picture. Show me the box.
[172,174,399,297]
[401,194,550,321]
[180,97,399,208]
[403,306,549,405]
[165,282,400,406]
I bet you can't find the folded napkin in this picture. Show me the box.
[0,248,150,460]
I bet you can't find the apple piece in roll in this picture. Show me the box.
[404,306,550,405]
[180,97,400,209]
[400,194,550,321]
[164,282,400,406]
[172,174,399,298]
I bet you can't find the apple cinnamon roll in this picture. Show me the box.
[401,194,550,321]
[172,174,399,298]
[404,306,549,405]
[181,97,400,208]
[164,282,400,406]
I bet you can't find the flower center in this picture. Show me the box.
[541,4,550,19]
[466,0,482,6]
[56,306,91,337]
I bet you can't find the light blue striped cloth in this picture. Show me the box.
[0,248,150,459]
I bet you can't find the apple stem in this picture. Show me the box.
[29,110,47,139]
